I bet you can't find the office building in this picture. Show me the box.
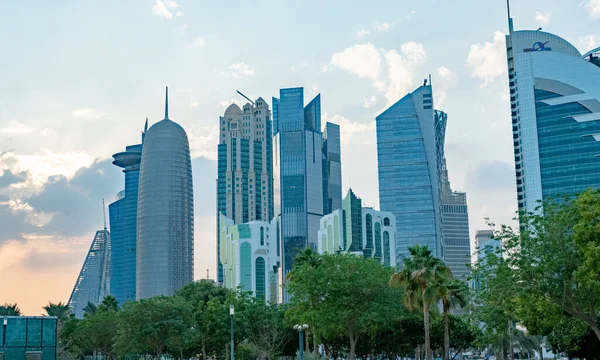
[136,88,194,299]
[506,13,600,213]
[272,87,341,302]
[436,110,471,280]
[218,214,280,303]
[376,84,444,264]
[322,123,342,215]
[318,189,396,266]
[68,229,111,318]
[216,97,273,284]
[474,229,501,264]
[108,121,146,305]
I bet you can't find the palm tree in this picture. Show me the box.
[390,245,452,360]
[98,295,119,312]
[83,302,98,317]
[436,278,469,360]
[0,303,22,316]
[43,302,71,320]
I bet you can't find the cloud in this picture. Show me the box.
[72,108,106,119]
[356,29,371,38]
[381,42,426,105]
[582,0,600,18]
[185,36,205,49]
[576,34,600,53]
[376,22,393,32]
[0,170,28,188]
[361,96,377,109]
[535,11,551,25]
[187,125,218,160]
[1,199,54,228]
[189,101,199,108]
[288,65,297,73]
[0,121,36,135]
[152,0,181,19]
[220,63,255,78]
[434,66,459,108]
[466,31,507,87]
[323,114,376,145]
[217,99,236,108]
[329,43,382,80]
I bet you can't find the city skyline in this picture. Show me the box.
[1,0,599,314]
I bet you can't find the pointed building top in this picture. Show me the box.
[144,117,148,132]
[164,86,169,120]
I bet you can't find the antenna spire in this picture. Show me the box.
[144,117,148,132]
[164,86,169,120]
[102,198,107,230]
[507,0,514,34]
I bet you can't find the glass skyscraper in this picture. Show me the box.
[108,121,145,305]
[273,87,341,301]
[322,122,342,215]
[216,98,273,284]
[136,88,194,299]
[376,84,444,263]
[506,18,600,213]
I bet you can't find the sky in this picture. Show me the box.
[1,0,599,315]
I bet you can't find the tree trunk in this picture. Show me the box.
[538,345,543,360]
[423,300,432,360]
[202,338,207,360]
[590,323,600,342]
[443,301,450,360]
[508,320,514,360]
[348,329,357,360]
[313,329,318,355]
[225,342,230,360]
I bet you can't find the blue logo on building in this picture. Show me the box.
[524,41,552,52]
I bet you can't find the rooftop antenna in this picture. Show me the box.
[206,269,209,279]
[429,74,432,87]
[164,86,169,120]
[506,0,514,34]
[236,90,255,105]
[144,117,148,132]
[102,198,107,230]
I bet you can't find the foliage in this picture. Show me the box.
[115,295,192,358]
[431,315,478,359]
[246,302,293,359]
[286,251,398,360]
[390,245,452,360]
[43,301,71,320]
[0,302,21,316]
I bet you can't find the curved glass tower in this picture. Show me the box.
[506,19,600,212]
[136,88,194,299]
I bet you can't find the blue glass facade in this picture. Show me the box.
[322,123,342,215]
[109,139,143,305]
[376,85,443,264]
[273,88,328,298]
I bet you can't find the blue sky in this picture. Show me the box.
[1,0,599,314]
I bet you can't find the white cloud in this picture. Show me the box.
[187,125,218,160]
[466,31,507,87]
[1,199,54,227]
[434,66,458,108]
[376,22,393,32]
[582,0,600,18]
[322,114,376,144]
[406,10,417,20]
[0,121,36,135]
[185,36,205,49]
[361,96,377,109]
[189,101,199,108]
[288,66,297,73]
[222,62,255,78]
[71,108,106,119]
[330,43,382,80]
[356,29,371,38]
[217,99,236,108]
[151,0,181,19]
[381,42,426,105]
[576,34,600,52]
[535,11,551,25]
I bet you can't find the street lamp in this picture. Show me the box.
[230,305,235,360]
[294,324,309,360]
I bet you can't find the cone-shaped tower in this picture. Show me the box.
[136,87,194,299]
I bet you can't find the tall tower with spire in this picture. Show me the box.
[136,87,194,299]
[108,119,146,305]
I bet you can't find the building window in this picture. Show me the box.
[383,217,390,226]
[260,227,264,246]
[255,257,266,299]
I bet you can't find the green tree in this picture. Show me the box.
[435,279,468,360]
[287,252,397,360]
[494,189,600,341]
[77,308,119,359]
[0,303,22,316]
[82,302,97,317]
[390,245,452,360]
[43,301,70,320]
[247,302,293,360]
[431,315,478,360]
[115,296,192,359]
[98,295,118,312]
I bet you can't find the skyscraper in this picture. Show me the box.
[136,88,194,299]
[273,87,342,300]
[436,110,471,280]
[318,189,397,267]
[322,123,342,215]
[376,84,444,264]
[108,121,145,305]
[216,97,273,284]
[506,12,600,213]
[68,229,110,318]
